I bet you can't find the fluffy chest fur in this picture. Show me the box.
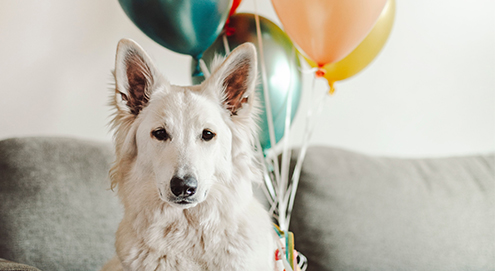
[116,198,274,271]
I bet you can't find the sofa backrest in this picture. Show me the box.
[290,146,495,271]
[0,137,122,271]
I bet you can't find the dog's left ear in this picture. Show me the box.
[207,43,257,116]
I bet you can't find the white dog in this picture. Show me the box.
[101,39,276,271]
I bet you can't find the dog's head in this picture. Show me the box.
[110,39,259,209]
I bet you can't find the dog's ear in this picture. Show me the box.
[114,38,160,115]
[207,43,258,116]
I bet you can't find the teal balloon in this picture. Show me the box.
[118,0,232,76]
[192,13,302,150]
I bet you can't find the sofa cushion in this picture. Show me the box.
[290,146,495,271]
[0,137,122,271]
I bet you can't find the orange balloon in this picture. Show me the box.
[305,0,396,94]
[271,0,388,66]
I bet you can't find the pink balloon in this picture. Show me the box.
[272,0,387,66]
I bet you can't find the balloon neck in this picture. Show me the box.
[225,25,236,36]
[223,17,236,36]
[192,55,204,77]
[315,66,326,78]
[328,81,336,95]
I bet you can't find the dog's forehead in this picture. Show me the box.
[147,85,223,125]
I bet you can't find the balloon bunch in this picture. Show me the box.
[268,0,396,236]
[118,0,395,269]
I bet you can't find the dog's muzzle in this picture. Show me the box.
[170,175,197,205]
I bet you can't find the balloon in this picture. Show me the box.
[228,0,242,18]
[305,0,396,93]
[225,0,242,35]
[118,0,232,76]
[192,13,302,150]
[271,0,387,66]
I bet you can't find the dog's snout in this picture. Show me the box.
[170,176,197,197]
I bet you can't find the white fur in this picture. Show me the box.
[101,39,275,271]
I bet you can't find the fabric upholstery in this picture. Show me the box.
[0,137,122,271]
[1,137,493,270]
[290,147,495,271]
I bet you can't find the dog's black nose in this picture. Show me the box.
[170,176,197,197]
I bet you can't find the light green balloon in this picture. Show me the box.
[192,13,302,151]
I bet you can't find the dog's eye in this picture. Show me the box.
[151,128,169,141]
[202,129,216,141]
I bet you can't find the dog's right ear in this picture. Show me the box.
[114,38,161,115]
[205,43,258,117]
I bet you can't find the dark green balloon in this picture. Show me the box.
[118,0,232,76]
[193,13,302,150]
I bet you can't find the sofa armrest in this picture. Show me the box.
[0,258,41,271]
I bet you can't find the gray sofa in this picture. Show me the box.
[0,137,493,271]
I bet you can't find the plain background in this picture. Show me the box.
[0,0,493,157]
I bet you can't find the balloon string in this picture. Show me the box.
[255,140,277,205]
[199,58,210,78]
[285,73,329,230]
[222,34,231,55]
[253,0,282,219]
[279,45,296,231]
[256,140,280,218]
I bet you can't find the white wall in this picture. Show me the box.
[0,0,493,157]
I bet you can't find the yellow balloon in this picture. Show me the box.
[305,0,395,94]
